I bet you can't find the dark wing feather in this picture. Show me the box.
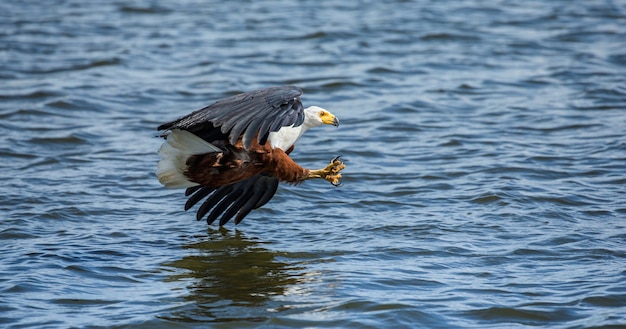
[157,85,305,149]
[184,186,215,211]
[184,175,279,225]
[196,185,233,222]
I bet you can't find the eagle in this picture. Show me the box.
[156,85,345,226]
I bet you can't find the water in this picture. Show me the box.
[1,0,625,328]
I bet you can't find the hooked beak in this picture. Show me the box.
[319,108,339,127]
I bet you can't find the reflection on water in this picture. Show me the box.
[162,228,306,323]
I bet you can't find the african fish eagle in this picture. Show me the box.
[156,85,345,225]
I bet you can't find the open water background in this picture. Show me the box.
[1,0,626,328]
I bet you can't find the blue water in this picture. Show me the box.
[1,1,625,328]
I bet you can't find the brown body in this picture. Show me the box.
[184,138,308,188]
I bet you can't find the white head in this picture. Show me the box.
[268,106,339,151]
[303,106,339,128]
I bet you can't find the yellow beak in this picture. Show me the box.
[320,111,339,127]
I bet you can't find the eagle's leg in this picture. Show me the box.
[306,156,346,186]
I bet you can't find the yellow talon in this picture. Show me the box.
[306,156,346,186]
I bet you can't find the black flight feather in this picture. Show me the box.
[183,175,280,225]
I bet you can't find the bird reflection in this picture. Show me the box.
[162,228,305,323]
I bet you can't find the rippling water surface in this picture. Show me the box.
[2,1,625,328]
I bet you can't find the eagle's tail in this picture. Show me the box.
[156,129,220,188]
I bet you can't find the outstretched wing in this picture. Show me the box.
[157,85,305,149]
[184,175,279,225]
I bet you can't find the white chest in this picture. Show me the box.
[268,125,303,151]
